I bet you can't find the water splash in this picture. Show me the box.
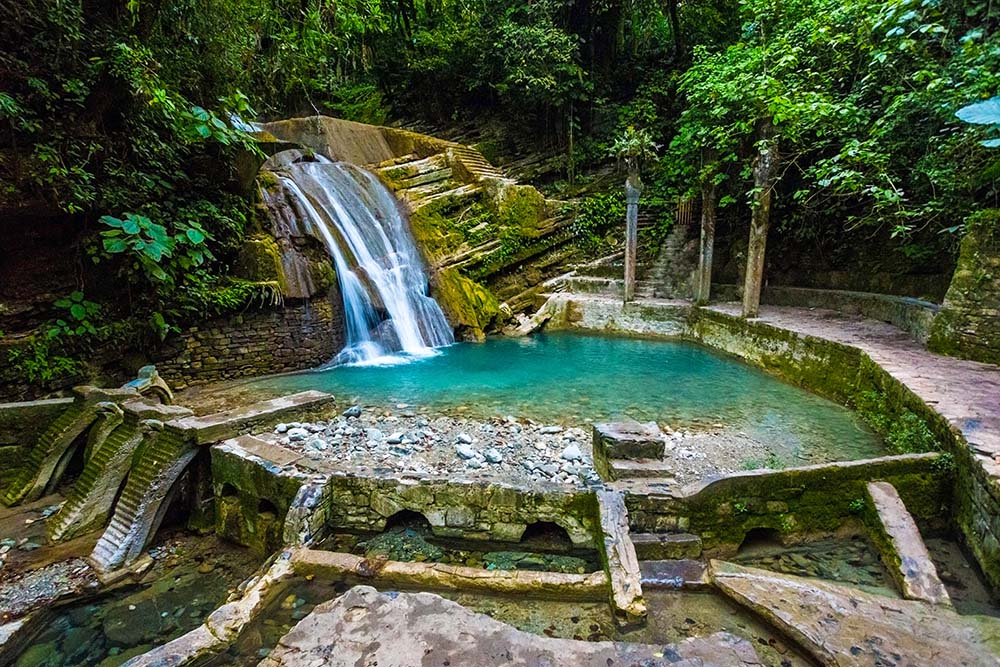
[265,160,453,365]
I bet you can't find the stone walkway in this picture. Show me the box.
[707,303,1000,466]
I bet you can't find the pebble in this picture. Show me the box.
[342,405,363,418]
[560,444,583,462]
[539,425,563,434]
[483,448,503,464]
[275,423,289,433]
[307,437,329,451]
[455,444,477,460]
[456,433,473,445]
[387,432,404,444]
[287,427,309,442]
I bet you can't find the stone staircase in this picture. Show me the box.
[376,153,484,213]
[0,391,115,506]
[48,418,143,541]
[636,219,697,300]
[89,426,197,572]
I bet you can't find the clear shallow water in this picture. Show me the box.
[252,331,882,465]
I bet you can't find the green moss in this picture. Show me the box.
[929,210,1000,365]
[408,202,468,263]
[432,268,500,341]
[488,182,546,237]
[234,235,288,293]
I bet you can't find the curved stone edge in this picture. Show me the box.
[117,546,611,667]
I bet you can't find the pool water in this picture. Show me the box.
[252,331,882,465]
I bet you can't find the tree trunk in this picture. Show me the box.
[742,121,778,318]
[695,179,718,305]
[665,0,683,58]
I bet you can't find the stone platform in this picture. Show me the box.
[257,585,763,667]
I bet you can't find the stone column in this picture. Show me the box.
[624,175,642,303]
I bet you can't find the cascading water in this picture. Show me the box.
[265,159,454,365]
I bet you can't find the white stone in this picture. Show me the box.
[560,444,583,462]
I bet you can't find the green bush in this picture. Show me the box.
[856,390,939,455]
[572,192,625,252]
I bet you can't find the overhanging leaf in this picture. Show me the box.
[956,97,1000,125]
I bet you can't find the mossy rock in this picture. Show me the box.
[234,235,287,291]
[431,268,500,342]
[408,204,466,263]
[486,181,546,238]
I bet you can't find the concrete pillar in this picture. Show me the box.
[624,175,642,303]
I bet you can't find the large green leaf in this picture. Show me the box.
[103,238,127,253]
[956,97,1000,125]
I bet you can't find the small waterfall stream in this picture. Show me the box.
[266,160,454,365]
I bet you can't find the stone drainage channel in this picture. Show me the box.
[1,386,999,665]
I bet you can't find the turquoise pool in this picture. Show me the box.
[250,331,882,465]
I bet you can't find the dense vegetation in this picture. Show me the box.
[1,0,998,379]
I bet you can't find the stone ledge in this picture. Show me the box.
[866,481,951,606]
[632,532,703,560]
[169,391,335,445]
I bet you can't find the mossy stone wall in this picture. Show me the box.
[929,214,1000,365]
[624,454,950,554]
[314,475,600,548]
[211,445,306,554]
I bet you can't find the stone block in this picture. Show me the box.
[445,507,475,528]
[593,421,665,460]
[631,532,703,560]
[491,522,527,542]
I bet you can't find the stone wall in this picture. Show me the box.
[155,294,344,389]
[929,217,1000,365]
[315,474,600,547]
[623,454,950,554]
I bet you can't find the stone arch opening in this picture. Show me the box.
[737,527,783,554]
[384,509,432,531]
[520,521,573,551]
[45,431,89,495]
[258,498,280,519]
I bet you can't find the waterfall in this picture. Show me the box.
[266,160,454,365]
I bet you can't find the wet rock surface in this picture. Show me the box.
[0,558,99,622]
[258,585,765,667]
[732,535,896,594]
